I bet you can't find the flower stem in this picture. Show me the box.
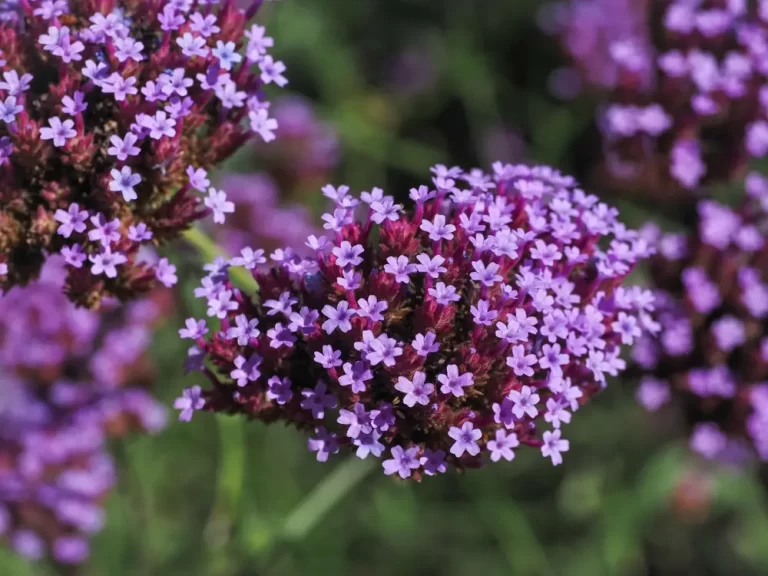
[181,227,259,294]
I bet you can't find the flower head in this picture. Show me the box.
[636,181,768,464]
[176,163,652,479]
[0,1,284,307]
[0,257,168,563]
[550,0,768,199]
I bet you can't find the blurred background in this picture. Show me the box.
[4,0,768,574]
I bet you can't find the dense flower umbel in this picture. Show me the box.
[175,163,655,479]
[0,0,285,308]
[552,0,768,197]
[635,174,768,463]
[0,257,167,563]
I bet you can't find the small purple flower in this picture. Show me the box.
[487,429,519,462]
[155,258,178,287]
[54,204,89,238]
[508,385,540,419]
[395,372,434,407]
[179,318,208,340]
[40,116,76,147]
[437,365,473,397]
[382,446,421,478]
[337,403,374,438]
[321,301,356,334]
[89,249,127,278]
[506,345,538,377]
[448,421,482,457]
[307,427,339,462]
[332,241,364,268]
[267,376,293,405]
[314,345,342,369]
[174,386,206,421]
[412,332,440,356]
[300,381,337,419]
[230,355,261,387]
[338,361,373,393]
[541,429,569,465]
[420,449,447,475]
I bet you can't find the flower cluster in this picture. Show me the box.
[542,0,651,94]
[0,257,167,563]
[0,0,285,308]
[552,0,767,197]
[635,174,768,463]
[175,162,655,479]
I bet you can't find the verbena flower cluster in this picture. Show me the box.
[0,0,285,308]
[175,162,656,479]
[635,173,768,463]
[553,0,767,195]
[0,257,167,564]
[543,0,651,95]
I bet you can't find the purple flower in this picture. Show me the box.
[437,365,473,398]
[267,376,293,405]
[55,204,89,238]
[337,403,374,438]
[230,355,262,387]
[321,301,356,334]
[508,386,540,419]
[307,427,339,462]
[506,345,537,377]
[174,386,206,422]
[420,449,447,475]
[40,117,76,147]
[487,429,519,462]
[382,446,421,478]
[332,241,365,268]
[179,318,208,340]
[338,361,373,393]
[541,429,569,465]
[412,332,440,356]
[395,372,434,407]
[300,381,337,419]
[155,258,178,288]
[204,188,235,224]
[449,422,482,457]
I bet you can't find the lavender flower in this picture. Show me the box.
[636,177,768,463]
[175,163,653,480]
[0,0,285,307]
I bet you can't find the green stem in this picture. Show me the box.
[280,457,375,541]
[181,227,259,294]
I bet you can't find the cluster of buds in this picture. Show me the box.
[634,173,768,463]
[551,0,767,201]
[175,162,655,480]
[0,256,168,564]
[0,0,285,308]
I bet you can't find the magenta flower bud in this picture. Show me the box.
[635,175,768,464]
[175,162,654,479]
[0,0,284,307]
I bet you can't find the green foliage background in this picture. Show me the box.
[4,1,768,574]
